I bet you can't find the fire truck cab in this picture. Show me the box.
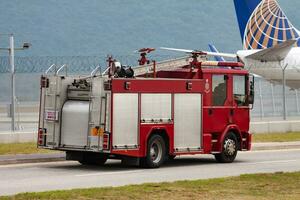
[38,56,253,168]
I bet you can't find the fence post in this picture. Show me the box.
[271,83,276,116]
[296,89,300,114]
[258,79,264,119]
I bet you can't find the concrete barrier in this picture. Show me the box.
[250,120,300,134]
[0,131,37,144]
[0,104,39,116]
[1,120,300,143]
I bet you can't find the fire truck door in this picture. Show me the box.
[209,74,231,132]
[232,75,249,130]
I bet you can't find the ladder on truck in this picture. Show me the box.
[102,56,207,77]
[133,56,192,76]
[43,64,67,148]
[87,66,107,151]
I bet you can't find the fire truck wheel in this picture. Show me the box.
[215,132,238,163]
[79,153,108,166]
[141,134,166,168]
[168,155,176,160]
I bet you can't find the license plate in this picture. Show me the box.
[45,110,59,121]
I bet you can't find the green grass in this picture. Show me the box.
[253,132,300,143]
[1,132,299,155]
[1,172,300,200]
[0,143,56,155]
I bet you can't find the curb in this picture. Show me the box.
[0,142,300,165]
[0,153,65,165]
[252,142,300,151]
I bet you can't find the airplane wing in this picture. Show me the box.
[245,40,297,62]
[160,47,237,59]
[161,40,296,64]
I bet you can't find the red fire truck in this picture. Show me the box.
[38,50,254,168]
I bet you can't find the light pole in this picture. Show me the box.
[0,34,31,131]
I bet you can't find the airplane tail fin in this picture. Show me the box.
[233,0,300,49]
[208,44,226,61]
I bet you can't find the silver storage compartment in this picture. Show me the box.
[61,100,89,147]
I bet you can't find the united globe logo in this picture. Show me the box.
[243,0,300,49]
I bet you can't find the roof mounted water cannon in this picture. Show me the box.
[138,48,155,65]
[190,51,207,56]
[138,48,156,54]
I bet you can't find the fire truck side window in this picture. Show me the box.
[233,75,247,106]
[212,75,227,106]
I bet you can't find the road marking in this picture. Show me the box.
[241,159,298,165]
[0,161,74,168]
[0,149,299,169]
[241,149,300,153]
[75,170,145,177]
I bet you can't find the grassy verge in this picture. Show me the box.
[0,132,299,155]
[0,143,56,155]
[253,132,300,142]
[1,172,300,200]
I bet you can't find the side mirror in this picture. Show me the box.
[248,76,255,105]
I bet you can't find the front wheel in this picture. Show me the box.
[140,134,166,168]
[215,132,238,163]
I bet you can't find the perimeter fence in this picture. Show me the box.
[0,55,299,120]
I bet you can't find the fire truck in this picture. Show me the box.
[37,49,254,168]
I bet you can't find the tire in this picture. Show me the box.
[140,134,166,168]
[168,155,176,160]
[215,132,238,163]
[79,152,108,166]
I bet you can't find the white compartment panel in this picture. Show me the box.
[174,94,202,150]
[113,93,138,147]
[141,94,171,121]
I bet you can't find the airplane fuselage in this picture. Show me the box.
[237,48,300,88]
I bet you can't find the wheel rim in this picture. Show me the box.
[224,138,236,156]
[150,140,163,164]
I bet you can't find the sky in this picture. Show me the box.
[0,0,299,57]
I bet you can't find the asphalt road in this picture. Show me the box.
[1,149,300,196]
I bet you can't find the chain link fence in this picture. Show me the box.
[0,54,178,73]
[0,54,179,102]
[252,77,300,119]
[1,56,300,120]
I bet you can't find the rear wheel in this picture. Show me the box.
[215,132,238,163]
[140,134,166,168]
[79,152,108,166]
